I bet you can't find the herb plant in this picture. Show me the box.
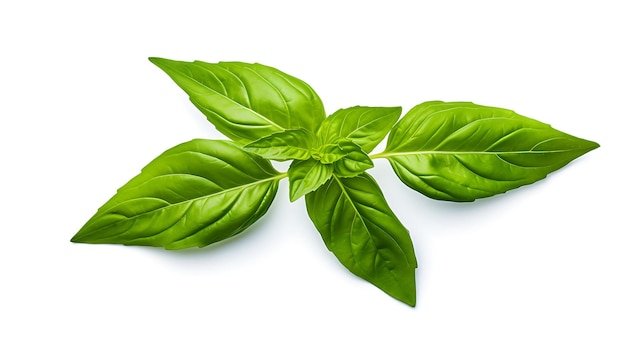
[71,58,599,306]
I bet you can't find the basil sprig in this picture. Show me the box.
[72,58,599,307]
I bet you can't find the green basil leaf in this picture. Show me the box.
[305,173,417,306]
[149,58,326,143]
[287,158,333,202]
[331,140,374,177]
[71,139,284,249]
[379,101,600,201]
[317,106,402,153]
[243,129,316,161]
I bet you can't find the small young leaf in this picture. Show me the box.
[305,173,417,306]
[329,140,374,177]
[71,140,284,249]
[317,106,402,153]
[243,129,316,161]
[379,101,600,201]
[315,139,374,173]
[287,158,333,201]
[149,58,326,143]
[314,143,348,164]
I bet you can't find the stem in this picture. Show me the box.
[369,152,388,160]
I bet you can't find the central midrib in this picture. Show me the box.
[370,149,584,159]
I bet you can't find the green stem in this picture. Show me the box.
[369,152,388,160]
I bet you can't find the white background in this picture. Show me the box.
[1,1,624,350]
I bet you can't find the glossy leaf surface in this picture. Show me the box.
[244,129,316,161]
[317,106,402,153]
[72,140,283,249]
[305,173,417,306]
[381,101,600,201]
[287,158,333,201]
[150,58,326,143]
